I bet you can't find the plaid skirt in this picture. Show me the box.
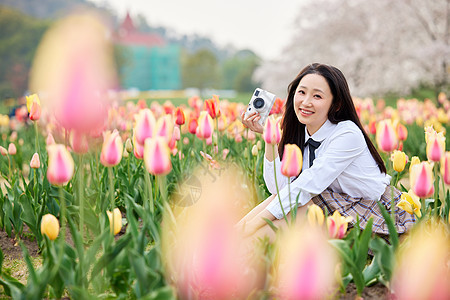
[311,186,416,235]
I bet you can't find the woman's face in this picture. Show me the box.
[293,73,333,135]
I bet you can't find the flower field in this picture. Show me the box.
[0,89,448,299]
[0,13,449,300]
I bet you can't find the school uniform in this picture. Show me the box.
[263,119,416,235]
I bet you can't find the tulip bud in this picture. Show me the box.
[0,146,7,156]
[409,156,420,171]
[307,204,325,226]
[29,98,42,121]
[107,208,122,235]
[281,144,302,178]
[46,133,56,145]
[441,152,450,185]
[174,107,185,126]
[263,117,281,145]
[132,132,144,159]
[100,130,123,167]
[256,140,262,150]
[30,153,40,169]
[144,137,172,175]
[376,119,398,152]
[251,144,258,156]
[125,138,133,153]
[134,108,156,145]
[196,111,214,140]
[392,150,407,172]
[40,213,60,240]
[188,118,198,135]
[396,123,408,141]
[327,211,352,239]
[410,162,434,198]
[8,143,16,155]
[47,144,74,185]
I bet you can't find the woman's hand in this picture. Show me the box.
[240,111,264,134]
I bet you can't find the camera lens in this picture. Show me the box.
[253,98,265,109]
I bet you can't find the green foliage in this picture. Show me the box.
[221,50,261,93]
[181,48,221,90]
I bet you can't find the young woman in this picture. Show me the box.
[239,63,415,241]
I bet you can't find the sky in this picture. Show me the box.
[88,0,303,60]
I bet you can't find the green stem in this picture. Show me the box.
[272,144,288,223]
[108,167,115,236]
[144,168,153,214]
[433,163,440,216]
[215,118,220,152]
[78,155,84,242]
[34,121,40,154]
[390,185,395,223]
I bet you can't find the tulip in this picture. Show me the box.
[426,130,445,162]
[9,131,17,142]
[40,213,60,240]
[397,190,421,218]
[376,119,398,152]
[70,131,89,154]
[125,138,133,153]
[0,146,7,156]
[174,107,185,125]
[46,133,56,145]
[307,204,325,226]
[155,114,173,142]
[204,95,220,119]
[263,117,281,145]
[196,111,214,140]
[392,150,407,172]
[172,126,181,141]
[100,130,123,167]
[442,152,450,185]
[396,123,408,141]
[188,118,198,135]
[47,144,75,185]
[272,224,337,300]
[410,162,434,198]
[281,144,303,178]
[132,132,144,159]
[8,143,16,155]
[30,153,40,169]
[327,210,352,239]
[368,119,377,135]
[134,108,156,145]
[144,137,172,175]
[29,97,42,121]
[409,156,420,171]
[107,208,122,235]
[222,148,230,160]
[251,144,258,156]
[26,94,40,113]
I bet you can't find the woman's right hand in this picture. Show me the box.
[240,111,264,134]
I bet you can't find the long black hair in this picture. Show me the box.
[278,63,386,173]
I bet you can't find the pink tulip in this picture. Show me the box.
[134,108,156,145]
[132,132,144,160]
[426,131,445,162]
[155,114,173,142]
[46,133,56,145]
[47,144,74,185]
[196,111,214,139]
[0,146,7,156]
[70,131,89,154]
[100,130,123,167]
[327,211,352,239]
[222,148,230,160]
[8,143,16,155]
[396,123,408,141]
[30,153,40,169]
[376,119,398,152]
[172,126,181,141]
[263,117,281,145]
[441,152,450,185]
[281,144,303,178]
[144,137,172,175]
[410,162,434,198]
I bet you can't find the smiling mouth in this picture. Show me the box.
[300,108,314,115]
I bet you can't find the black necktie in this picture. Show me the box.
[305,138,321,167]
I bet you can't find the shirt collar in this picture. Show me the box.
[305,119,337,142]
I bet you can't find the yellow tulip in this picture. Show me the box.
[392,150,407,172]
[397,191,421,218]
[107,208,122,235]
[280,144,303,178]
[40,214,60,240]
[307,204,325,226]
[409,156,420,172]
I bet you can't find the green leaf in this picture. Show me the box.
[376,202,399,249]
[355,218,373,270]
[263,217,278,233]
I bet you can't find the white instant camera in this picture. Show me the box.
[244,88,277,126]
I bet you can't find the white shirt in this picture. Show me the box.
[264,120,391,219]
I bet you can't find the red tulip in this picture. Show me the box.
[188,118,198,135]
[174,107,185,126]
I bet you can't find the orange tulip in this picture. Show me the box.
[204,95,221,119]
[47,144,74,185]
[26,94,42,121]
[376,119,398,152]
[100,130,123,167]
[144,137,172,175]
[134,108,155,145]
[410,162,434,198]
[281,144,303,178]
[442,152,450,185]
[30,152,40,169]
[196,111,214,140]
[263,117,281,145]
[174,107,185,126]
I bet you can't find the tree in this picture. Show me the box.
[181,48,220,91]
[221,49,261,93]
[255,0,449,98]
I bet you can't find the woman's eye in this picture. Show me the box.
[298,90,305,94]
[314,94,322,99]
